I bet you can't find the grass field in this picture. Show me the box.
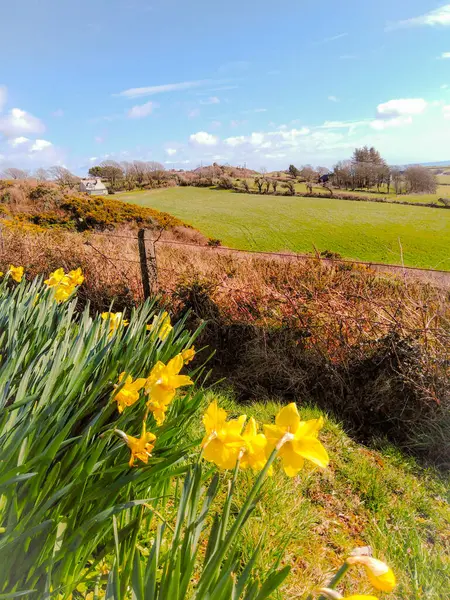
[117,187,450,270]
[185,392,450,599]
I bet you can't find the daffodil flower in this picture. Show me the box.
[240,416,268,471]
[116,424,156,467]
[147,311,173,341]
[113,372,147,413]
[44,267,83,303]
[319,589,378,600]
[145,354,193,425]
[101,312,129,337]
[181,347,196,364]
[346,556,396,592]
[66,267,84,286]
[264,403,329,477]
[201,400,246,469]
[8,265,24,283]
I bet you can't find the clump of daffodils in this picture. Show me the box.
[101,311,129,336]
[1,265,25,282]
[201,401,329,476]
[44,267,84,303]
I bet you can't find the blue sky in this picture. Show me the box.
[2,0,450,173]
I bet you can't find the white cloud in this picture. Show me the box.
[30,139,52,152]
[441,84,449,89]
[225,136,245,147]
[443,105,450,119]
[315,32,348,45]
[230,119,248,128]
[165,148,177,156]
[339,54,358,60]
[376,98,427,118]
[328,95,339,102]
[370,116,412,130]
[200,96,220,105]
[0,108,45,138]
[439,52,450,59]
[89,156,98,162]
[127,101,156,118]
[387,4,450,30]
[0,86,7,112]
[189,131,218,146]
[115,79,217,98]
[9,136,29,147]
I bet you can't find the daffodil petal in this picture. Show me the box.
[275,403,300,432]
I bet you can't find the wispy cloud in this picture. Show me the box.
[386,4,450,31]
[438,51,450,59]
[200,96,220,105]
[314,32,348,45]
[127,101,157,118]
[339,54,358,60]
[328,95,339,102]
[115,79,219,98]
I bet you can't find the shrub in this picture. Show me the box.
[217,175,234,189]
[207,237,222,247]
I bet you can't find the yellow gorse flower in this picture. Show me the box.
[201,400,247,470]
[147,311,173,341]
[101,312,129,336]
[116,424,156,467]
[264,403,329,477]
[113,372,147,413]
[240,416,268,471]
[181,347,196,365]
[9,265,24,283]
[145,354,193,425]
[346,556,396,593]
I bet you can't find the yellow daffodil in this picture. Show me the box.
[44,267,83,303]
[240,416,268,471]
[346,556,396,593]
[201,400,246,469]
[0,272,4,278]
[181,347,196,364]
[66,267,84,286]
[145,354,193,425]
[264,403,329,477]
[44,268,66,287]
[101,312,129,336]
[113,372,147,413]
[9,265,24,283]
[147,311,173,341]
[116,424,156,467]
[319,590,378,600]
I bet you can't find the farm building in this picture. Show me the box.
[79,178,108,196]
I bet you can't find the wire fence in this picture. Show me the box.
[84,229,450,296]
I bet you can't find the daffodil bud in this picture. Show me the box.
[346,556,396,592]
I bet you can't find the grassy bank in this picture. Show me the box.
[117,187,450,270]
[184,392,450,599]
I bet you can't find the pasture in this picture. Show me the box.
[117,187,450,270]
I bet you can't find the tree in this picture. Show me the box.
[391,167,404,195]
[48,166,79,188]
[1,167,28,180]
[99,160,124,189]
[272,180,278,193]
[288,164,300,178]
[254,177,264,194]
[88,166,103,177]
[34,168,48,181]
[404,166,437,194]
[282,180,295,195]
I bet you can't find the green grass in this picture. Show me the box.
[183,392,450,599]
[117,187,450,270]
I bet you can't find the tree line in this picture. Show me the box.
[289,146,438,195]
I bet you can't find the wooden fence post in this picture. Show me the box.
[138,229,158,299]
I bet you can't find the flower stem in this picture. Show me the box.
[316,563,350,600]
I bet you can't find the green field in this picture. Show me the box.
[117,187,450,270]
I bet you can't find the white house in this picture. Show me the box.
[79,178,108,196]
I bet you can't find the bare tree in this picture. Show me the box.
[34,168,48,181]
[404,166,437,194]
[1,167,29,180]
[48,166,79,188]
[272,180,278,193]
[391,167,404,195]
[99,160,124,190]
[254,177,264,194]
